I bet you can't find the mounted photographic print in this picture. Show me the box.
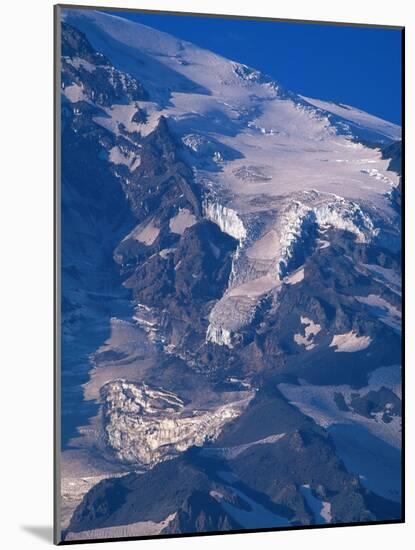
[54,4,404,544]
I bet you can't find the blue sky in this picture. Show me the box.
[105,10,402,125]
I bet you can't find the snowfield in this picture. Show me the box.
[329,331,372,353]
[294,316,321,350]
[301,95,401,142]
[169,208,197,234]
[63,8,401,346]
[279,364,402,502]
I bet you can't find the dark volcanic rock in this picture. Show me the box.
[162,491,242,534]
[349,387,401,422]
[382,140,402,210]
[67,458,240,536]
[124,220,237,307]
[119,116,201,220]
[174,221,238,301]
[131,104,148,124]
[229,427,373,524]
[62,22,109,65]
[62,22,148,106]
[382,140,402,176]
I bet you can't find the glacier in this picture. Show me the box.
[102,379,254,466]
[62,8,399,349]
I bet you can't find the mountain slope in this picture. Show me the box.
[59,9,402,541]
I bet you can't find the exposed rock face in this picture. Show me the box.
[61,16,401,375]
[61,21,109,65]
[120,219,238,360]
[66,457,247,539]
[349,386,401,423]
[382,140,402,175]
[62,22,148,106]
[381,140,402,210]
[66,391,386,539]
[162,491,242,534]
[117,115,201,220]
[204,190,385,348]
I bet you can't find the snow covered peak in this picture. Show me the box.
[62,9,400,150]
[61,8,280,103]
[301,96,401,143]
[62,9,189,58]
[63,10,400,213]
[61,8,401,350]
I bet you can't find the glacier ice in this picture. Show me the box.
[206,191,380,347]
[101,380,253,466]
[203,199,247,241]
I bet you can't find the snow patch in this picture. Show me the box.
[123,218,160,246]
[300,485,332,524]
[317,239,330,249]
[294,316,321,350]
[285,267,304,285]
[363,264,401,289]
[169,208,197,234]
[159,248,176,258]
[330,331,371,352]
[66,56,97,73]
[202,432,286,459]
[109,146,141,171]
[63,82,86,102]
[279,367,401,449]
